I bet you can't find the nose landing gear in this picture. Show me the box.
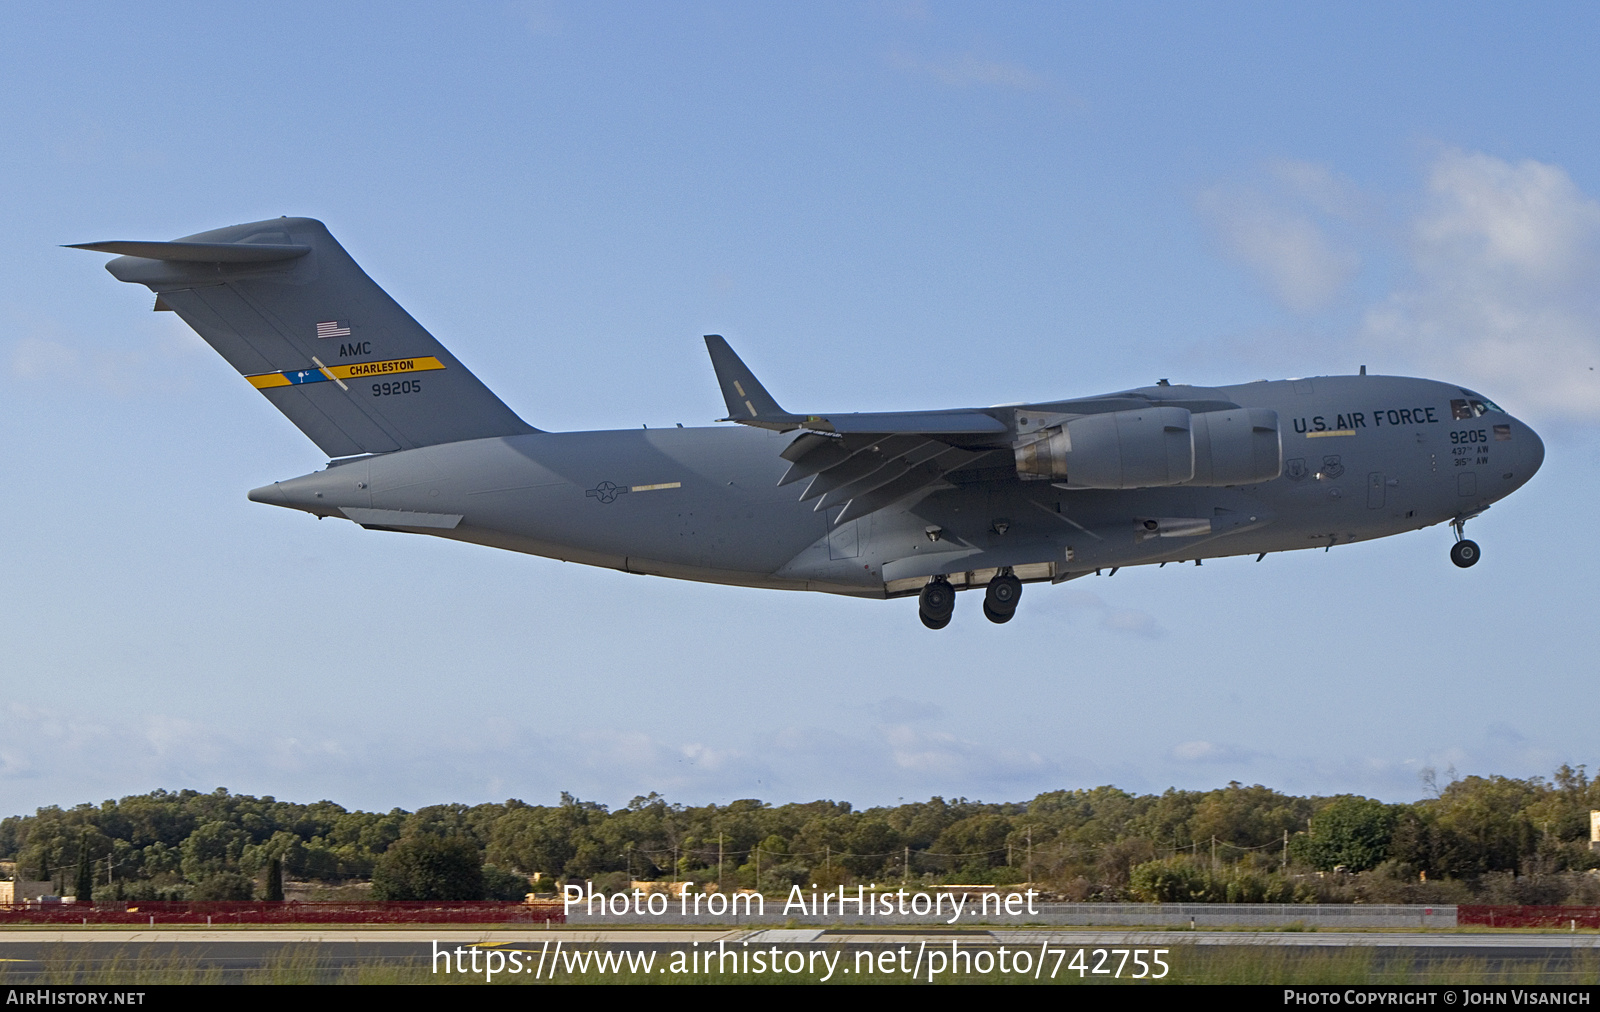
[983,569,1022,624]
[1450,515,1481,569]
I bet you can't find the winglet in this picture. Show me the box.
[704,335,802,430]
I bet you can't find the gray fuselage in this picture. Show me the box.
[249,374,1544,599]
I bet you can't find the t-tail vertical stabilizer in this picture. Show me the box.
[71,217,537,457]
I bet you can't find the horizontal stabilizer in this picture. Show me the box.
[65,240,310,263]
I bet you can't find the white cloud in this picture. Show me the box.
[1170,740,1258,764]
[1361,150,1600,420]
[888,50,1052,93]
[1058,590,1165,639]
[8,314,205,395]
[877,0,932,23]
[1099,607,1162,639]
[10,337,81,380]
[873,696,943,722]
[504,0,560,36]
[1198,178,1362,313]
[878,723,1053,783]
[1171,740,1220,761]
[1267,159,1372,221]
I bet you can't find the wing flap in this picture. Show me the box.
[811,439,951,511]
[780,431,991,524]
[777,432,850,485]
[833,446,983,524]
[797,434,932,501]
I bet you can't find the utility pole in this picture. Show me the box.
[903,846,910,886]
[718,832,724,888]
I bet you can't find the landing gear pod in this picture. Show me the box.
[919,577,955,630]
[983,570,1022,624]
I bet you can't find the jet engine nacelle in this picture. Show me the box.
[1014,406,1281,489]
[1188,408,1282,487]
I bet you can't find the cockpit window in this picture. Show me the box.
[1456,390,1504,416]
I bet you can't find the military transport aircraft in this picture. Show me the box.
[72,218,1544,629]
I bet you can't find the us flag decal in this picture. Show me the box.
[316,320,352,339]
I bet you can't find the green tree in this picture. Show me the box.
[1189,782,1311,851]
[487,807,574,878]
[841,819,900,878]
[74,835,93,903]
[483,864,531,901]
[371,835,484,901]
[931,815,1012,877]
[262,856,284,901]
[1127,857,1211,902]
[1292,797,1398,872]
[191,872,254,901]
[1430,776,1538,876]
[179,820,250,883]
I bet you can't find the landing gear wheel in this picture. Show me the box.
[1450,539,1480,568]
[918,577,955,630]
[983,572,1022,624]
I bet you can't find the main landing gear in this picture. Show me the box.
[1450,516,1480,569]
[918,577,954,630]
[983,569,1022,624]
[918,571,1024,629]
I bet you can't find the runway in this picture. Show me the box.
[0,926,1594,983]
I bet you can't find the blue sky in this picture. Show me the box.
[2,2,1597,816]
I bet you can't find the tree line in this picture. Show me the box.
[1,766,1597,904]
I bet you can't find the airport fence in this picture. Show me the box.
[0,900,565,926]
[1458,904,1600,929]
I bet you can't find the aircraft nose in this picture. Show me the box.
[1521,421,1545,478]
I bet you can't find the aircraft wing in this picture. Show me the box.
[705,335,1010,524]
[703,336,1276,524]
[704,334,1007,436]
